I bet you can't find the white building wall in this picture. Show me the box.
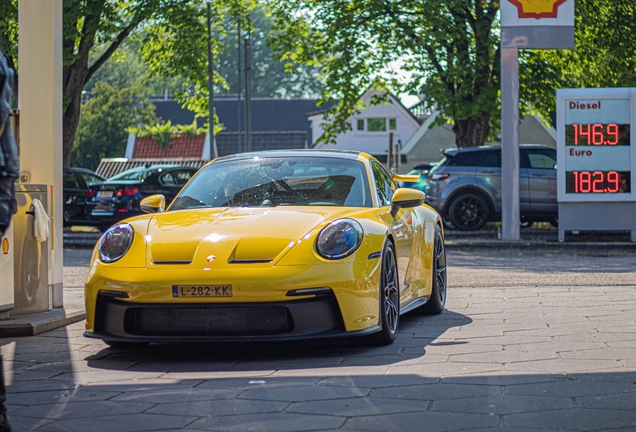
[310,93,420,155]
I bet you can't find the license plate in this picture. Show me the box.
[172,285,233,298]
[97,191,113,198]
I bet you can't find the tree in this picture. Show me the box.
[0,0,242,167]
[520,1,636,122]
[268,0,500,148]
[72,81,156,170]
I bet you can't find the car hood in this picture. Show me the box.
[145,207,351,266]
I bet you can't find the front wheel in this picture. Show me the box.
[352,241,400,346]
[419,224,447,315]
[447,192,490,231]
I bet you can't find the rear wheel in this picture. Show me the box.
[419,224,447,315]
[351,241,400,346]
[448,192,490,231]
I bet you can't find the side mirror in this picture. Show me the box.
[140,194,166,213]
[390,188,425,217]
[392,173,421,184]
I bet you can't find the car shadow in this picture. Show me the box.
[85,310,472,373]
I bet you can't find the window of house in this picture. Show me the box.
[367,118,387,132]
[389,119,397,130]
[357,119,364,131]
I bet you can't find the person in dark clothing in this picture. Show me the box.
[0,46,18,432]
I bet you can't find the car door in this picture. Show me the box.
[523,148,557,216]
[63,172,84,223]
[371,162,414,302]
[475,149,530,216]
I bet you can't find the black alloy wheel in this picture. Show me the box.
[448,192,490,231]
[353,241,400,346]
[419,224,447,315]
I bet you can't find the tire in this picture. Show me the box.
[419,224,447,315]
[352,241,400,346]
[103,340,150,349]
[447,192,490,231]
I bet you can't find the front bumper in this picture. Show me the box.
[86,291,380,343]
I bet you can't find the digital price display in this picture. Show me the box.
[561,98,633,198]
[557,89,636,243]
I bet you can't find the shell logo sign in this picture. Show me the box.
[508,0,567,19]
[2,238,8,255]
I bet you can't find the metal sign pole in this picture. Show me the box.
[501,47,520,241]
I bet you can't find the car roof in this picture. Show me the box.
[442,144,554,157]
[213,149,370,163]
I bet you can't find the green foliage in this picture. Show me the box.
[129,119,207,149]
[268,0,500,148]
[0,0,17,66]
[72,81,156,170]
[521,1,636,123]
[177,120,207,136]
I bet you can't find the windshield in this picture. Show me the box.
[108,167,166,181]
[170,156,371,210]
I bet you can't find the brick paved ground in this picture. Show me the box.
[1,247,635,431]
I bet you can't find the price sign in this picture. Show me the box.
[556,88,636,243]
[558,94,634,202]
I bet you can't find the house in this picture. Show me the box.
[309,89,422,162]
[98,97,329,177]
[401,111,557,169]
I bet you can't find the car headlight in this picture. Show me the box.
[316,219,363,260]
[98,223,134,263]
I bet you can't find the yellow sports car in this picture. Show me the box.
[84,150,447,347]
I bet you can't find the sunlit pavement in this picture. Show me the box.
[1,247,636,432]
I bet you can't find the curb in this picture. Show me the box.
[0,309,86,337]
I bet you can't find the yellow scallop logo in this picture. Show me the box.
[2,238,8,255]
[509,0,566,19]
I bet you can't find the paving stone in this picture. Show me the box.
[110,387,242,403]
[7,380,79,394]
[317,375,440,388]
[38,413,197,432]
[12,400,155,420]
[576,391,636,410]
[239,385,370,402]
[567,371,636,383]
[288,396,428,416]
[195,377,321,390]
[504,408,636,431]
[504,359,623,373]
[387,362,502,376]
[50,370,167,384]
[559,347,636,360]
[450,350,557,364]
[442,373,566,386]
[187,412,345,431]
[417,342,502,356]
[4,415,54,432]
[342,354,449,367]
[344,411,500,431]
[505,379,636,397]
[7,388,121,406]
[371,383,500,401]
[431,394,572,414]
[147,398,289,416]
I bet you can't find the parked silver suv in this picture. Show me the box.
[424,144,557,231]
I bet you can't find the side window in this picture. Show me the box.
[477,150,501,168]
[63,173,80,189]
[446,151,484,167]
[160,172,177,186]
[81,173,103,185]
[527,149,557,169]
[371,162,394,206]
[174,170,193,186]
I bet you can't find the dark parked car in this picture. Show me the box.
[424,144,557,231]
[87,165,198,231]
[63,167,106,226]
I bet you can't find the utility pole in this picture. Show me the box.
[236,14,242,153]
[244,15,252,152]
[206,1,218,158]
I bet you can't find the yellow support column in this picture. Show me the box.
[18,0,64,307]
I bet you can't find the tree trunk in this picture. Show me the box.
[452,112,491,148]
[62,59,90,168]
